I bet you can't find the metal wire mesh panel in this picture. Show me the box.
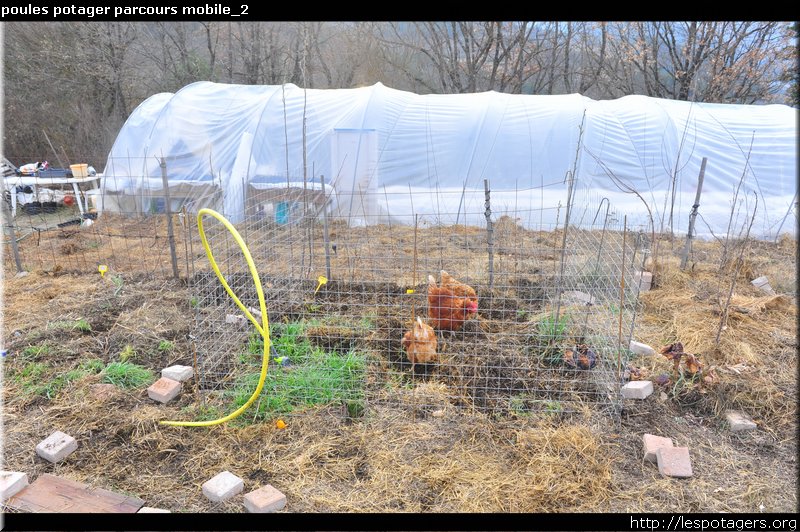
[189,185,647,421]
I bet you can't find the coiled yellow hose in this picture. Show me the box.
[160,208,270,427]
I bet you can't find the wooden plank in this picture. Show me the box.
[6,474,144,513]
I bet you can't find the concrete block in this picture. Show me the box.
[202,471,244,502]
[726,411,757,432]
[36,431,78,463]
[243,485,287,513]
[634,271,653,292]
[562,290,595,305]
[629,341,656,357]
[0,471,29,500]
[656,446,693,478]
[138,506,171,513]
[621,380,653,399]
[147,377,181,403]
[751,276,775,295]
[642,434,674,463]
[161,365,193,382]
[226,314,247,325]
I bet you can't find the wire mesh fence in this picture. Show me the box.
[187,183,648,421]
[2,166,650,421]
[2,155,192,279]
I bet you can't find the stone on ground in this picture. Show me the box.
[0,471,29,500]
[202,471,244,503]
[656,446,693,478]
[243,484,287,513]
[35,431,78,463]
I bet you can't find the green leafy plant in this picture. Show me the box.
[510,396,563,417]
[359,314,376,330]
[542,400,564,415]
[537,312,570,341]
[102,361,155,389]
[510,396,530,417]
[230,319,367,424]
[21,344,51,359]
[50,319,91,333]
[111,275,124,296]
[231,330,366,423]
[535,312,571,366]
[11,361,93,399]
[179,403,224,422]
[157,340,174,353]
[78,358,105,373]
[190,296,199,309]
[118,344,137,363]
[13,362,49,395]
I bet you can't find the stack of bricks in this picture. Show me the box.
[147,365,194,404]
[642,433,692,478]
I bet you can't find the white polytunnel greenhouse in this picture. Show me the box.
[101,81,797,239]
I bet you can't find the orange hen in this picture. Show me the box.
[401,316,438,369]
[427,270,478,331]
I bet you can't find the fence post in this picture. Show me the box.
[3,198,23,273]
[484,179,494,292]
[160,157,180,280]
[320,175,332,281]
[680,157,707,270]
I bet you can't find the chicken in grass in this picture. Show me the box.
[401,316,438,370]
[427,270,479,331]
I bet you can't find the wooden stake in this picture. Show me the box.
[680,157,707,270]
[160,157,180,279]
[2,198,23,272]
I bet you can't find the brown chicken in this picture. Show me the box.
[401,316,438,369]
[564,344,597,370]
[427,270,478,331]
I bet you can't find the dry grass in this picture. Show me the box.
[1,219,797,514]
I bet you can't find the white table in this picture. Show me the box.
[4,174,102,217]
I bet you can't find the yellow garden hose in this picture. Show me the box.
[160,208,270,427]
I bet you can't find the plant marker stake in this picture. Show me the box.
[98,264,107,278]
[314,275,328,294]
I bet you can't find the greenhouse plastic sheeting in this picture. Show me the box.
[102,82,797,238]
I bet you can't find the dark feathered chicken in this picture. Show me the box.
[564,344,597,370]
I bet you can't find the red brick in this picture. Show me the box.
[243,485,286,513]
[642,434,674,463]
[147,377,181,403]
[656,446,693,478]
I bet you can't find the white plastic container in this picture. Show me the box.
[70,163,89,178]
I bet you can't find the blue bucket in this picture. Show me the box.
[275,201,290,225]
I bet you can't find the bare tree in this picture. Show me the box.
[602,21,792,103]
[3,20,795,169]
[372,22,542,94]
[154,22,216,87]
